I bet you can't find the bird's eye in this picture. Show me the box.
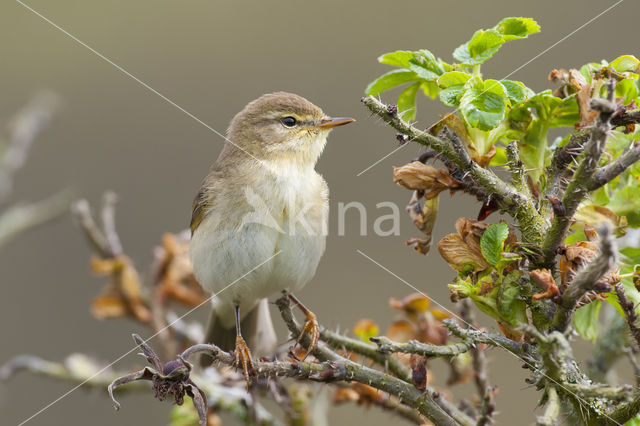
[281,116,297,127]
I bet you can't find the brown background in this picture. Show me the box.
[1,1,638,425]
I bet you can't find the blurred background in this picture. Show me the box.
[1,0,638,424]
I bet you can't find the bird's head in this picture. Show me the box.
[226,92,354,165]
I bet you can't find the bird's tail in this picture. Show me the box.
[200,298,277,366]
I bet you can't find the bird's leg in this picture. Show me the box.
[287,293,320,360]
[233,304,255,383]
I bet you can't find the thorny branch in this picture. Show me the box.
[615,282,640,349]
[541,80,617,266]
[551,225,617,331]
[361,95,546,244]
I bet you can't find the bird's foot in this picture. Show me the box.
[234,335,255,384]
[294,310,319,360]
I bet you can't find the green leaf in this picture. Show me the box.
[397,82,420,121]
[421,80,441,99]
[621,247,640,265]
[453,29,505,66]
[408,50,446,81]
[608,185,640,227]
[365,69,418,96]
[610,55,640,73]
[437,71,472,88]
[500,80,534,103]
[616,75,640,105]
[378,50,415,67]
[480,222,509,266]
[439,85,465,107]
[574,300,601,342]
[497,273,528,326]
[493,17,540,41]
[460,77,507,130]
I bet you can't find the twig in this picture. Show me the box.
[460,300,495,426]
[544,130,590,202]
[319,325,412,383]
[589,142,640,190]
[607,391,640,425]
[506,141,532,199]
[274,296,470,426]
[100,192,123,256]
[72,198,115,258]
[361,96,546,244]
[562,382,633,402]
[442,319,537,363]
[0,354,145,393]
[0,190,72,248]
[369,336,472,357]
[551,225,616,331]
[541,80,617,266]
[615,282,640,349]
[536,386,559,426]
[0,92,58,203]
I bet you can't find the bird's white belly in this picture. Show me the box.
[189,168,327,327]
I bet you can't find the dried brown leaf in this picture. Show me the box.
[393,162,461,199]
[530,269,560,301]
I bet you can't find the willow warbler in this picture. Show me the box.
[189,92,354,376]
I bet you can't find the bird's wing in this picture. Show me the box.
[190,186,210,234]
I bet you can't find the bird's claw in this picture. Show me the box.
[234,335,255,385]
[294,311,319,360]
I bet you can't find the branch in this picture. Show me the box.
[1,354,145,393]
[0,190,72,248]
[544,130,590,201]
[369,336,472,357]
[318,325,412,383]
[551,225,616,331]
[274,296,470,426]
[607,391,640,425]
[562,382,633,402]
[459,300,495,426]
[536,386,559,426]
[541,80,616,266]
[361,96,546,244]
[589,142,640,190]
[0,92,58,204]
[615,282,640,349]
[442,319,537,364]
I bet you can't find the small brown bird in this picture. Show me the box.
[189,92,354,377]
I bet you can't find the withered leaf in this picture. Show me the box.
[393,162,461,199]
[91,255,151,323]
[530,269,560,301]
[406,192,438,255]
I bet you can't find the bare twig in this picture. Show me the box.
[0,92,58,203]
[459,300,495,426]
[615,282,640,349]
[369,335,472,357]
[589,142,640,190]
[536,386,559,426]
[0,190,72,248]
[551,225,616,331]
[442,319,537,363]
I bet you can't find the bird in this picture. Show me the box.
[189,92,354,378]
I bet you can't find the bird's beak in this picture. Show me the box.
[316,117,355,129]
